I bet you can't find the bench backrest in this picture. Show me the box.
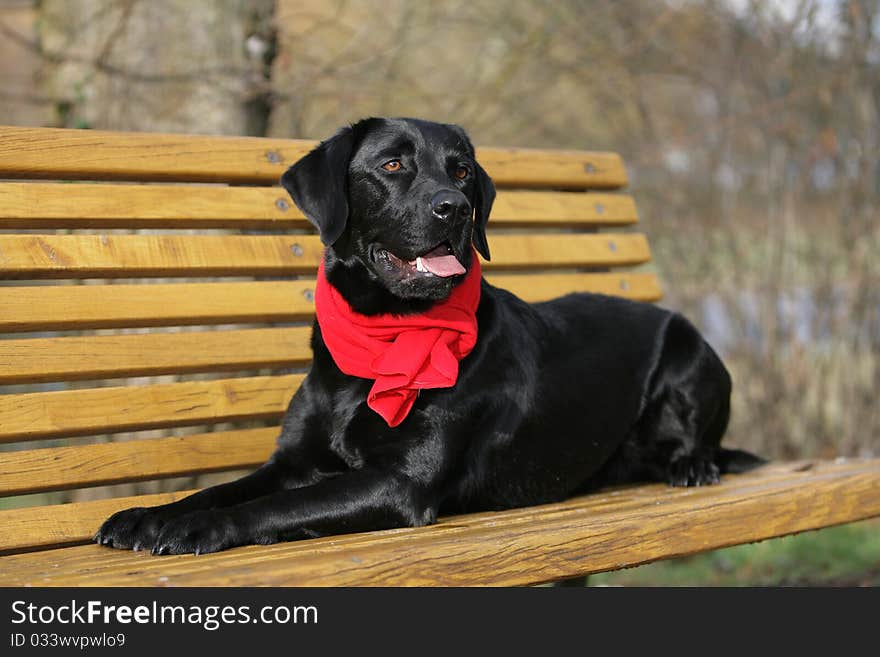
[0,126,660,555]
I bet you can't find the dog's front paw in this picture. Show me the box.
[95,506,172,551]
[151,510,243,556]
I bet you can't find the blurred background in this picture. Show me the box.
[1,0,878,584]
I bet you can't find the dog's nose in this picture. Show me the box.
[430,190,471,221]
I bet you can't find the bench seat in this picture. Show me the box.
[1,459,878,586]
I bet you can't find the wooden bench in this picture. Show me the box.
[0,125,878,586]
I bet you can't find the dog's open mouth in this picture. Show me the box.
[377,242,466,278]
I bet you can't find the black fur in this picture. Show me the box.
[95,117,764,555]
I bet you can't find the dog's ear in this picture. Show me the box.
[471,160,495,261]
[280,127,354,247]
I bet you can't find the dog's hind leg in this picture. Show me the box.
[618,314,757,487]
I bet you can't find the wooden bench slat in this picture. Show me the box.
[0,375,299,443]
[481,149,627,190]
[0,182,295,229]
[0,459,876,584]
[490,272,662,304]
[0,490,197,554]
[0,234,320,278]
[491,190,637,225]
[0,273,661,333]
[0,233,651,279]
[0,126,627,189]
[0,126,303,185]
[0,327,312,385]
[483,233,651,269]
[0,428,277,497]
[0,281,316,332]
[0,183,638,229]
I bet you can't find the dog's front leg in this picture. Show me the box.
[96,379,338,551]
[151,469,438,555]
[95,446,325,551]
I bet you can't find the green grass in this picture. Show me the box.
[589,519,880,586]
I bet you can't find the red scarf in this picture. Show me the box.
[314,251,481,427]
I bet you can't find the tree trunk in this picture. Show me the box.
[40,0,274,134]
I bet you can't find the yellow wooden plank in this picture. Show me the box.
[0,183,637,229]
[0,182,299,229]
[0,126,306,184]
[0,459,876,584]
[0,375,300,443]
[485,233,650,269]
[0,126,627,188]
[479,147,627,189]
[0,428,277,497]
[0,234,322,278]
[490,272,662,303]
[0,272,660,333]
[0,327,312,385]
[491,191,638,225]
[0,233,650,279]
[0,490,198,554]
[0,281,317,332]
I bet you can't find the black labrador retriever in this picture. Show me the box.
[96,117,762,555]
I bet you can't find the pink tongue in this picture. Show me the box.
[420,254,466,277]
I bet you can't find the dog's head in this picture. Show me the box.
[281,117,495,313]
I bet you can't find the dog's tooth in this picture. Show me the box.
[416,257,426,273]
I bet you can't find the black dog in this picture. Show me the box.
[96,117,762,555]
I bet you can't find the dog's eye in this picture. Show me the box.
[454,165,470,180]
[381,160,402,172]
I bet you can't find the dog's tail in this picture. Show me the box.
[716,447,767,474]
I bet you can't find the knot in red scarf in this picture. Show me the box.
[314,253,481,427]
